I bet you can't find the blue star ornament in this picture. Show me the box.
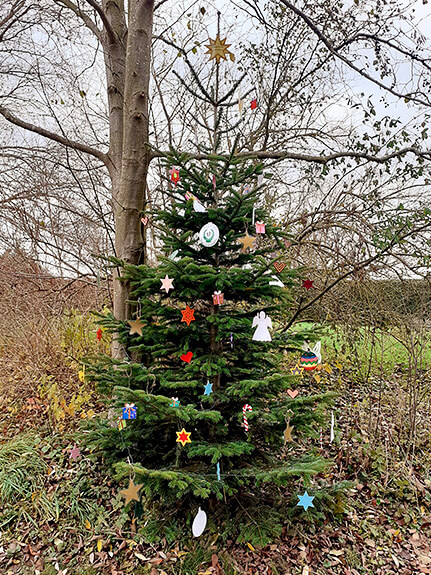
[297,491,315,511]
[204,381,213,396]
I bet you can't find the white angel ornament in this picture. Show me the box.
[252,311,273,341]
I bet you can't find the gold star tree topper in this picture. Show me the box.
[205,34,234,63]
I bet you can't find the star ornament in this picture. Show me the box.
[239,232,256,252]
[204,381,213,396]
[176,428,191,446]
[290,364,304,376]
[302,279,314,290]
[205,34,232,63]
[128,318,145,336]
[170,167,180,185]
[297,491,315,511]
[283,423,294,445]
[120,479,143,505]
[181,305,195,326]
[160,274,174,293]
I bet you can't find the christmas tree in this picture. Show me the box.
[88,149,333,544]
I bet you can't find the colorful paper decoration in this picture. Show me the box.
[160,274,174,293]
[180,351,193,363]
[170,397,180,407]
[118,417,126,430]
[170,167,180,185]
[239,232,256,252]
[273,261,286,273]
[216,462,221,481]
[69,444,80,461]
[96,328,102,341]
[255,221,265,234]
[290,365,304,376]
[287,389,299,399]
[302,279,314,290]
[128,318,145,336]
[192,507,207,537]
[120,479,143,505]
[176,428,191,446]
[251,98,257,110]
[205,35,232,63]
[269,275,285,287]
[299,352,318,371]
[297,491,315,511]
[283,422,294,444]
[141,216,149,225]
[122,403,137,419]
[252,311,272,341]
[212,290,224,305]
[181,305,195,326]
[204,381,213,396]
[199,222,219,247]
[243,185,252,195]
[243,404,252,432]
[185,191,206,213]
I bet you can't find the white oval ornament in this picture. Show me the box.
[199,223,219,247]
[192,506,207,537]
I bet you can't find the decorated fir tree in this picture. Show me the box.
[88,149,334,544]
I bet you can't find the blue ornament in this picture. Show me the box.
[297,491,315,511]
[203,381,213,396]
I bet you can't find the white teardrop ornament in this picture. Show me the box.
[192,506,207,537]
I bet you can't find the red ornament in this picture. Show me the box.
[96,328,103,341]
[212,291,224,305]
[302,279,314,290]
[251,98,257,110]
[273,261,286,274]
[180,351,193,363]
[176,428,191,446]
[170,167,180,185]
[287,389,299,399]
[181,305,195,326]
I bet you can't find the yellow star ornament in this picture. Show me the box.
[120,479,143,505]
[127,318,145,336]
[238,232,256,252]
[283,422,294,445]
[205,34,233,63]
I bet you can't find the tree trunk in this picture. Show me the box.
[107,0,154,358]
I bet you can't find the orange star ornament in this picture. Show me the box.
[181,305,195,326]
[205,34,232,63]
[176,428,191,446]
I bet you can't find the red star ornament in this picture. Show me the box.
[251,98,257,110]
[176,428,191,446]
[96,328,102,341]
[302,279,314,290]
[181,305,195,326]
[170,167,180,185]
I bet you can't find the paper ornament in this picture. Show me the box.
[300,342,321,370]
[160,274,174,293]
[302,279,314,290]
[290,365,304,376]
[181,305,195,326]
[302,341,322,363]
[205,35,232,63]
[239,232,256,252]
[273,261,286,273]
[297,491,315,511]
[170,397,180,407]
[78,365,85,383]
[283,422,294,444]
[243,404,252,431]
[141,216,149,225]
[287,389,299,399]
[180,351,193,363]
[122,403,137,419]
[185,191,206,213]
[212,290,224,305]
[199,222,219,247]
[170,167,180,185]
[216,462,221,481]
[252,311,272,341]
[192,506,207,537]
[243,185,252,195]
[120,479,143,505]
[251,98,257,110]
[118,417,126,430]
[204,381,213,396]
[269,275,285,287]
[69,444,80,461]
[176,428,191,446]
[128,318,144,336]
[96,328,102,341]
[255,221,265,234]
